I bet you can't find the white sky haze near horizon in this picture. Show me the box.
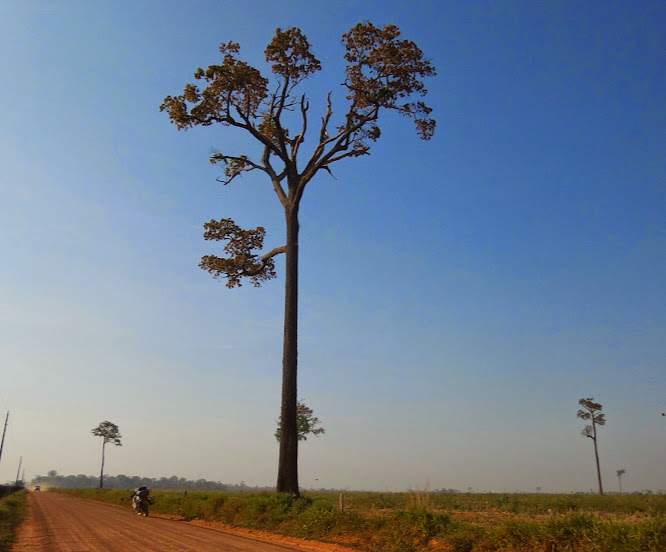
[1,1,664,493]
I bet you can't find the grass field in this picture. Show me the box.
[54,488,666,551]
[0,490,29,552]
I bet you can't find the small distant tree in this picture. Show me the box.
[617,468,626,493]
[91,421,122,488]
[47,470,58,478]
[275,399,325,442]
[577,398,606,495]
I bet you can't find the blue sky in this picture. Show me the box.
[1,1,664,493]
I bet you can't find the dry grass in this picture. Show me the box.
[408,479,431,508]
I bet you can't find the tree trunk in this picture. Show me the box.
[276,205,300,497]
[99,440,106,489]
[593,441,603,495]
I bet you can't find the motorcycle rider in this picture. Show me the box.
[131,486,153,516]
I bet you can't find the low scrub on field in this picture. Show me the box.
[53,488,666,552]
[0,490,29,551]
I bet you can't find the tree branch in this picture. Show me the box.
[243,245,287,275]
[289,94,309,162]
[260,140,288,207]
[210,153,266,185]
[232,106,290,164]
[273,77,291,156]
[299,104,379,195]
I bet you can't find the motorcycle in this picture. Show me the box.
[131,487,155,516]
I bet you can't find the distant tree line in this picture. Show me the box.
[30,472,271,491]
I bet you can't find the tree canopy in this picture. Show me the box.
[577,398,606,439]
[160,22,436,229]
[91,421,123,445]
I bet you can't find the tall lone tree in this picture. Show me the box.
[161,23,435,496]
[91,421,122,489]
[577,398,606,495]
[616,468,626,493]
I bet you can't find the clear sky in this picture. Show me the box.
[1,1,664,493]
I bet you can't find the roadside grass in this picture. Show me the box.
[52,488,666,552]
[0,490,29,552]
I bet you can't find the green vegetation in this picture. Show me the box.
[53,488,666,551]
[0,490,29,552]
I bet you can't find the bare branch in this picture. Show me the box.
[258,142,288,207]
[299,104,379,193]
[271,178,288,207]
[289,94,309,162]
[320,165,337,180]
[230,244,288,277]
[232,106,289,163]
[319,93,333,145]
[325,148,370,165]
[272,76,291,155]
[247,245,287,274]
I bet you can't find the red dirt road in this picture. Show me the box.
[13,492,351,552]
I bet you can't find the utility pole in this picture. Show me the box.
[15,456,22,487]
[0,411,8,467]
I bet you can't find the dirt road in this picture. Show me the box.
[13,492,350,552]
